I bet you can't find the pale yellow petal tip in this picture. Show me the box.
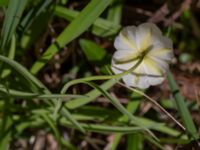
[111,23,174,89]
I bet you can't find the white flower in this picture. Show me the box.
[111,23,174,89]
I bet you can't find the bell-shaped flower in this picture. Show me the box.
[111,23,174,89]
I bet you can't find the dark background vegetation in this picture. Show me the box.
[0,0,200,149]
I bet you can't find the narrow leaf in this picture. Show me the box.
[30,0,112,74]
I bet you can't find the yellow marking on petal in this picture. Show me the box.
[120,32,138,51]
[151,48,171,56]
[133,63,143,84]
[140,28,152,52]
[143,57,163,76]
[150,48,172,61]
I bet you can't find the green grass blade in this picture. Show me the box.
[16,116,148,134]
[79,82,157,135]
[20,0,54,32]
[0,94,13,150]
[0,55,84,132]
[55,59,142,120]
[53,6,79,21]
[111,93,141,150]
[61,108,85,133]
[79,39,106,63]
[60,119,147,134]
[54,6,121,37]
[0,55,48,92]
[30,0,112,74]
[0,85,85,100]
[107,0,122,24]
[167,72,199,140]
[0,0,27,51]
[61,58,142,93]
[0,110,12,150]
[133,117,187,139]
[60,138,77,150]
[20,9,53,50]
[64,57,142,110]
[127,133,143,150]
[110,134,123,150]
[40,113,61,143]
[66,79,117,109]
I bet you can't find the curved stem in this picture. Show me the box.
[61,57,143,94]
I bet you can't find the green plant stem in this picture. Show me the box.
[167,72,199,140]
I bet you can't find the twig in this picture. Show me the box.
[117,81,186,131]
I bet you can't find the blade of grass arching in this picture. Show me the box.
[60,117,149,134]
[0,0,27,51]
[16,115,147,134]
[54,6,121,38]
[56,59,142,129]
[65,79,117,109]
[132,116,187,139]
[1,35,16,78]
[79,82,158,136]
[56,59,142,121]
[0,55,49,93]
[0,55,84,132]
[18,110,188,139]
[167,72,199,140]
[64,57,142,110]
[0,86,85,100]
[60,80,158,140]
[61,58,142,93]
[30,0,112,74]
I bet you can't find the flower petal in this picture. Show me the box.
[111,23,174,89]
[114,26,139,53]
[143,57,163,75]
[122,74,150,89]
[136,23,162,51]
[111,58,141,75]
[112,50,138,64]
[147,76,165,86]
[141,60,165,85]
[148,56,169,73]
[152,36,173,50]
[149,48,173,62]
